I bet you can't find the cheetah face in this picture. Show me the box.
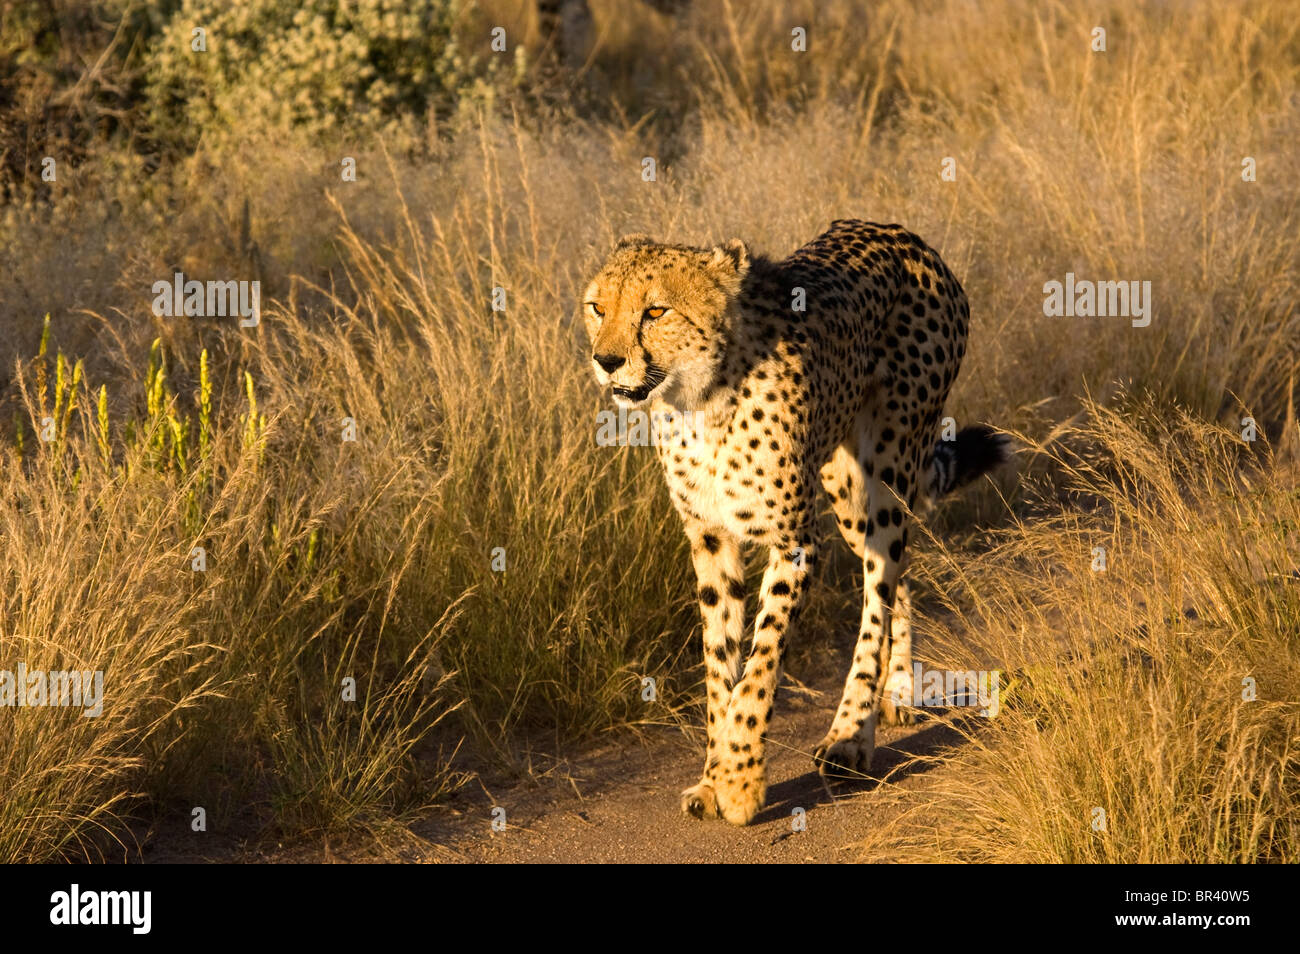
[581,234,749,409]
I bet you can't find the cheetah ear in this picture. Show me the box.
[615,233,654,249]
[706,238,750,290]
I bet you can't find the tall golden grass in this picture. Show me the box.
[0,0,1297,860]
[859,398,1300,862]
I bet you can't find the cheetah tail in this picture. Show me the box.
[927,425,1012,500]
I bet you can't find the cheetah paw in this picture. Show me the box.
[813,717,877,779]
[880,674,918,726]
[712,772,765,826]
[880,699,917,726]
[681,781,719,820]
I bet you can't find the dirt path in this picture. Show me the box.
[136,675,963,864]
[418,683,961,864]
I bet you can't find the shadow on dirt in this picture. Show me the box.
[755,715,979,825]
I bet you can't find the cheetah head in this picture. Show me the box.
[581,234,749,409]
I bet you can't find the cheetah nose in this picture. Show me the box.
[594,353,626,374]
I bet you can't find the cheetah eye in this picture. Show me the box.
[588,302,605,318]
[644,306,667,320]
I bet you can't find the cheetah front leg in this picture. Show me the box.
[708,542,816,825]
[680,524,745,820]
[878,575,917,726]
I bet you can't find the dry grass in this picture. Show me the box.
[0,0,1297,860]
[859,398,1300,862]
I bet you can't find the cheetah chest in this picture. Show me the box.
[656,412,796,543]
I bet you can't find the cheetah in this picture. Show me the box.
[579,219,1009,825]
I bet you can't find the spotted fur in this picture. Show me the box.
[580,220,1009,825]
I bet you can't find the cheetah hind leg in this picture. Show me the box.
[820,443,916,729]
[879,577,919,726]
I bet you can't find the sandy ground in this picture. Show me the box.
[410,683,961,864]
[136,675,963,864]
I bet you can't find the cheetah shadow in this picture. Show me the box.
[754,716,980,825]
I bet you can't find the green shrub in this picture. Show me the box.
[144,0,501,150]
